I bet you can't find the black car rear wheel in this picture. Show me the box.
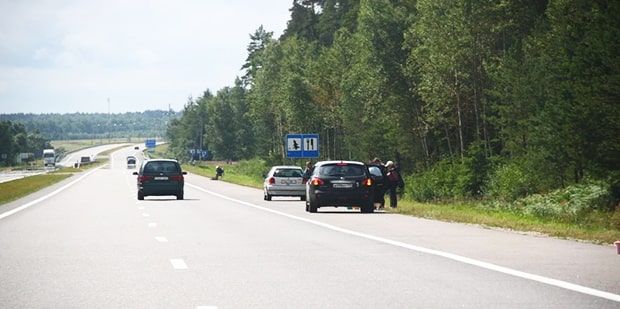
[176,192,184,200]
[308,197,318,213]
[361,200,374,213]
[138,191,144,200]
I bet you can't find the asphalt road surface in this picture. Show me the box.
[56,143,131,167]
[1,145,618,308]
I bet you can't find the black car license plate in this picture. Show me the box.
[333,183,353,188]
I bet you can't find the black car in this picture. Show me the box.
[133,159,186,200]
[305,161,375,213]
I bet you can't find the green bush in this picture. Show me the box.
[485,154,555,201]
[514,182,613,224]
[405,158,473,201]
[233,158,269,177]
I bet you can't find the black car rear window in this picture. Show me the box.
[318,164,365,177]
[274,168,303,177]
[144,161,180,174]
[368,166,383,177]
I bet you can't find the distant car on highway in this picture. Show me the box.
[134,146,139,150]
[305,161,375,213]
[133,159,186,200]
[126,156,137,169]
[263,166,305,201]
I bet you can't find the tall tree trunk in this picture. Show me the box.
[445,125,453,157]
[455,67,465,163]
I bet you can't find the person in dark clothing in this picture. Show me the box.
[385,160,404,208]
[302,161,314,183]
[214,165,224,180]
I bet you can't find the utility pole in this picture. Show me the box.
[107,98,111,142]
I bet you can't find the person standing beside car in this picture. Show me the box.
[302,161,314,184]
[385,160,404,208]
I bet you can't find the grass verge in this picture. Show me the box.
[182,164,264,188]
[0,144,127,207]
[392,200,620,244]
[0,174,72,205]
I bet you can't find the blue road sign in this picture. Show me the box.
[145,139,156,149]
[286,134,319,158]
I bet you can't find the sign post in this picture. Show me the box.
[286,134,319,158]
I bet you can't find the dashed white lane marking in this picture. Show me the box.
[186,182,620,303]
[170,259,188,270]
[0,166,104,220]
[142,213,150,217]
[155,237,168,243]
[148,222,157,228]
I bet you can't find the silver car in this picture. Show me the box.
[263,165,305,201]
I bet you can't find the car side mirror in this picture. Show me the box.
[182,171,187,175]
[132,172,138,175]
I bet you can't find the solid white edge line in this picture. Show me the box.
[186,182,620,303]
[0,166,105,220]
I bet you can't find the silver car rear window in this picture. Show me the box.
[273,168,303,178]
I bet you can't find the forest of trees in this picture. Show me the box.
[0,110,176,141]
[0,121,51,165]
[165,0,618,201]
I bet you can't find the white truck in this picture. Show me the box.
[43,149,55,167]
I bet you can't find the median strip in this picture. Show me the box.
[0,166,104,220]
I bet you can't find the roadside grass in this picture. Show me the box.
[0,174,72,205]
[51,138,134,153]
[146,144,169,159]
[392,200,620,244]
[0,144,127,206]
[182,163,264,188]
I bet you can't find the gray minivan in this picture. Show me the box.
[133,159,186,200]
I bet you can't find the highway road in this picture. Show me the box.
[1,145,618,308]
[0,143,130,184]
[57,143,132,167]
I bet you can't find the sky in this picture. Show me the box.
[0,0,291,114]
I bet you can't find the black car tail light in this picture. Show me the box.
[170,175,184,181]
[138,175,152,182]
[310,177,324,186]
[362,178,373,187]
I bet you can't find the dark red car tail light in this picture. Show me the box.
[268,177,275,184]
[138,175,152,182]
[362,178,373,187]
[170,175,184,181]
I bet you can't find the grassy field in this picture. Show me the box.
[0,144,129,207]
[0,174,72,205]
[51,138,135,153]
[392,200,620,244]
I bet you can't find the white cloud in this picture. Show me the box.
[0,0,291,113]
